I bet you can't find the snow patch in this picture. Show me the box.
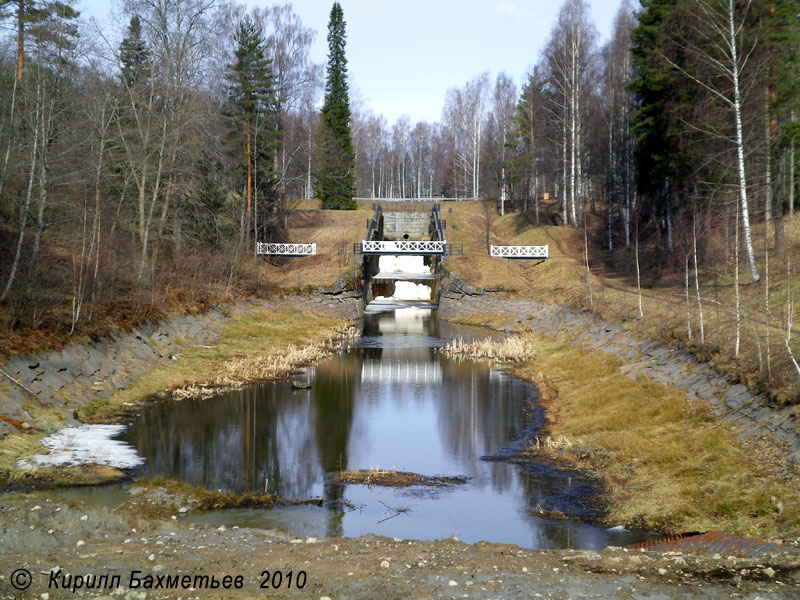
[20,424,145,469]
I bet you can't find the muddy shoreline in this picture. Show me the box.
[1,495,799,599]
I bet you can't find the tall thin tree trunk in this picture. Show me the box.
[790,120,795,218]
[765,238,771,377]
[137,115,168,280]
[569,73,577,227]
[561,110,567,225]
[765,91,773,241]
[607,122,614,252]
[735,197,741,356]
[623,74,632,249]
[32,95,54,261]
[685,252,692,340]
[0,76,18,201]
[2,77,40,301]
[634,194,643,318]
[729,0,760,283]
[16,0,24,123]
[693,208,705,343]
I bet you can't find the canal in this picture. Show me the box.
[109,304,648,549]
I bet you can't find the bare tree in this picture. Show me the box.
[543,0,597,226]
[488,72,516,215]
[660,0,761,283]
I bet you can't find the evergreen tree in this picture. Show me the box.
[316,2,356,209]
[226,14,280,246]
[119,15,149,88]
[630,0,691,205]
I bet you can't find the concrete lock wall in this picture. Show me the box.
[382,213,431,240]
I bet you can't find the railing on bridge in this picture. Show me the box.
[359,240,447,255]
[257,242,316,256]
[489,245,548,259]
[365,204,383,240]
[431,203,446,241]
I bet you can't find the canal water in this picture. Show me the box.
[103,304,647,550]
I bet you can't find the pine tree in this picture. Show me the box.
[316,2,356,210]
[227,14,280,247]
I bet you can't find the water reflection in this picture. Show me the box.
[124,307,650,549]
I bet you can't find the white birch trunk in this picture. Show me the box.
[693,210,705,343]
[728,0,760,283]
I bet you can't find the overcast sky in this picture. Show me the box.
[79,0,627,124]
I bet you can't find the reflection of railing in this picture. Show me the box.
[360,240,447,255]
[360,359,442,384]
[489,245,548,259]
[257,242,316,256]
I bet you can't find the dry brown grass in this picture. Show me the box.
[438,335,537,363]
[78,307,351,421]
[443,201,800,404]
[260,202,373,290]
[512,335,800,538]
[330,467,467,488]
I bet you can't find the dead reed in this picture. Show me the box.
[438,335,537,363]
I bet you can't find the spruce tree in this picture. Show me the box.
[120,15,149,88]
[316,2,356,209]
[227,14,280,246]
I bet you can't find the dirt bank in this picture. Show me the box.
[1,496,799,599]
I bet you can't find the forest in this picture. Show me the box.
[0,0,798,396]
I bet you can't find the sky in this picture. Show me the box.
[78,0,627,125]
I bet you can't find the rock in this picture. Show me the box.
[380,560,390,568]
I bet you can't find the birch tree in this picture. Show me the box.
[659,0,762,282]
[543,0,597,226]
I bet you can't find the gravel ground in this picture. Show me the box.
[1,496,799,600]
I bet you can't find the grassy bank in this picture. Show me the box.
[445,327,800,539]
[0,305,354,487]
[79,306,354,422]
[443,201,800,405]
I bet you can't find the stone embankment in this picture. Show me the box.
[0,293,360,439]
[438,273,800,467]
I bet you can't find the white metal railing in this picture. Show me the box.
[361,240,446,254]
[257,242,316,256]
[489,245,548,259]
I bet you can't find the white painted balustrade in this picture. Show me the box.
[257,242,316,256]
[489,245,548,259]
[361,240,446,254]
